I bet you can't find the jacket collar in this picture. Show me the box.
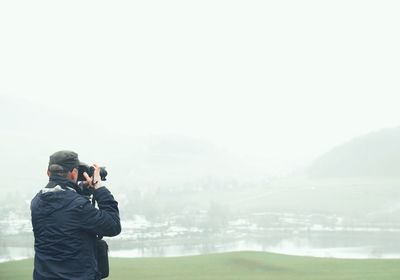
[47,174,77,191]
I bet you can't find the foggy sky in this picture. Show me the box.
[1,0,400,171]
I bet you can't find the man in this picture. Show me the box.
[31,150,121,280]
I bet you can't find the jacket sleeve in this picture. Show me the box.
[78,187,121,237]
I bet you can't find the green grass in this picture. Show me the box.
[1,251,399,280]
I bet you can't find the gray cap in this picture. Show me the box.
[48,150,81,172]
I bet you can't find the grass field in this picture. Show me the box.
[1,251,399,280]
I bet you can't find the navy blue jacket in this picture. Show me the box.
[31,177,121,280]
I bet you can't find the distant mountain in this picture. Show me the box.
[308,126,400,177]
[0,95,100,192]
[105,134,240,189]
[0,97,254,193]
[0,96,270,194]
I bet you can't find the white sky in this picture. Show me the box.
[1,1,400,169]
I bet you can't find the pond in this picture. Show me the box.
[3,230,399,262]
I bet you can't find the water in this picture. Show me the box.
[0,247,34,263]
[108,234,400,259]
[2,223,400,262]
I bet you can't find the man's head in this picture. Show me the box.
[48,150,81,182]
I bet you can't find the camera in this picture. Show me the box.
[77,163,108,182]
[75,163,108,196]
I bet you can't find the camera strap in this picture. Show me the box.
[91,195,109,279]
[91,196,104,241]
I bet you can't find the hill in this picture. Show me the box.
[308,126,400,177]
[1,252,399,280]
[0,95,261,195]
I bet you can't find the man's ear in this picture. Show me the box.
[70,168,79,181]
[47,170,51,177]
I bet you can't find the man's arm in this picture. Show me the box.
[79,163,121,236]
[78,187,121,237]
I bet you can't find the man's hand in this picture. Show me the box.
[83,164,103,189]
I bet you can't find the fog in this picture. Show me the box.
[1,1,400,261]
